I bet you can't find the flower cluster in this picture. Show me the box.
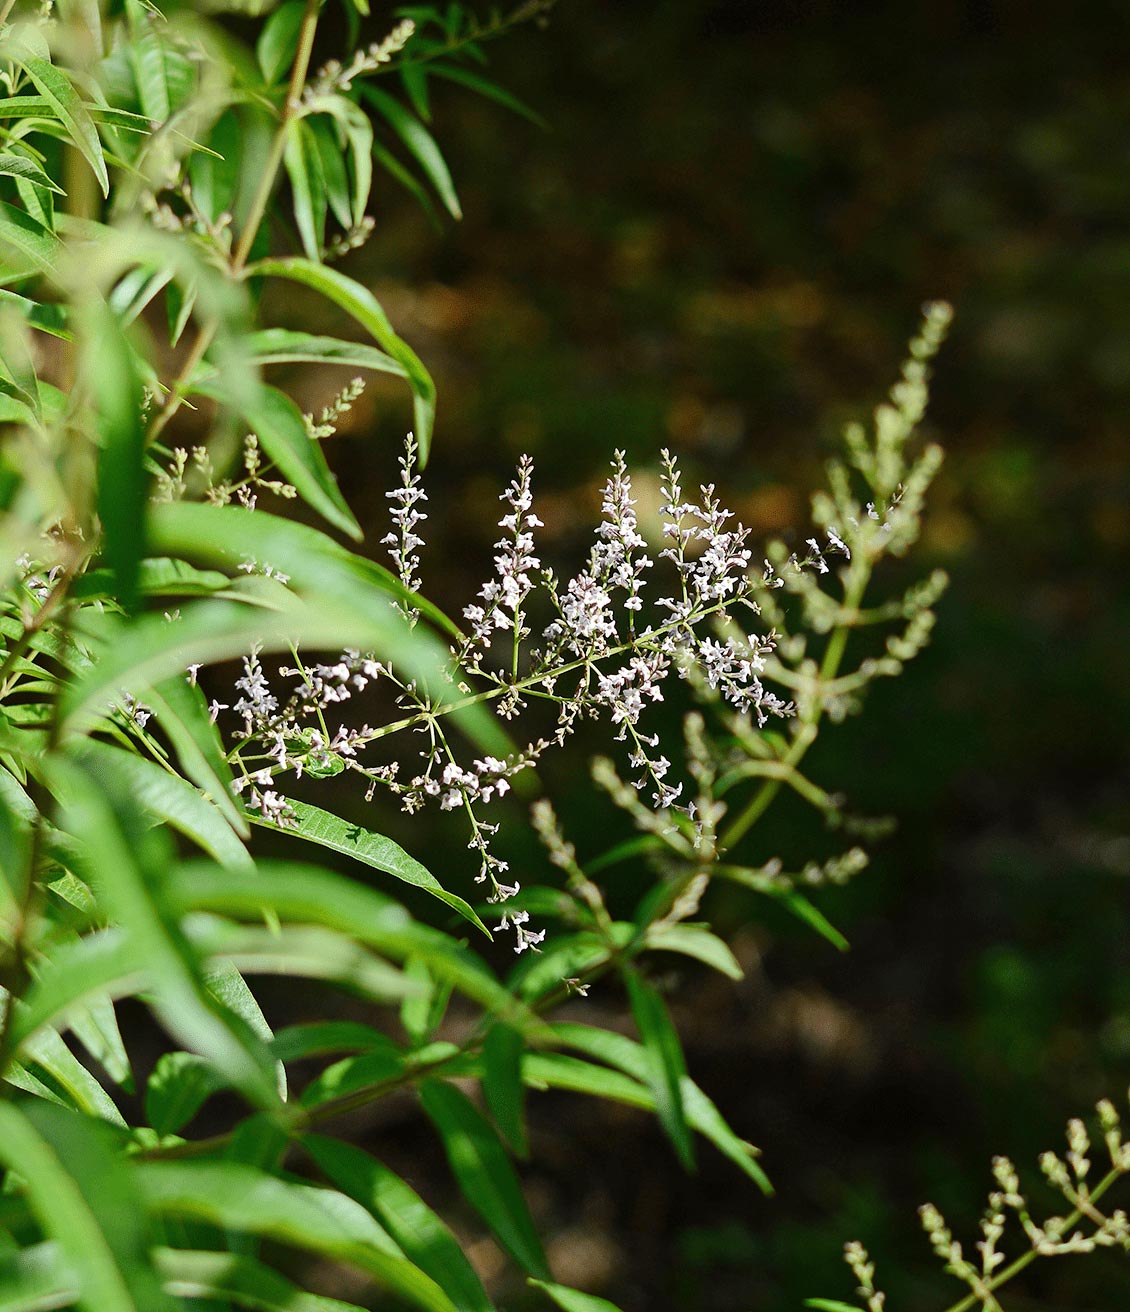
[213,443,806,948]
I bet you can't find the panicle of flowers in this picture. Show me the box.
[306,377,365,440]
[381,434,428,623]
[306,19,416,97]
[461,455,542,665]
[838,1090,1130,1312]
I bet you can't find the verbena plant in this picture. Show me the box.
[0,2,999,1309]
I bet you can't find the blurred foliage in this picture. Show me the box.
[276,1,1129,1307]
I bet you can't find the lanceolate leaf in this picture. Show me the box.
[304,1136,495,1312]
[191,377,361,540]
[283,118,328,260]
[155,1247,369,1312]
[15,56,110,196]
[252,799,489,936]
[71,736,252,871]
[0,153,65,193]
[137,1162,459,1312]
[548,1023,772,1195]
[0,200,60,276]
[235,328,406,376]
[528,1279,626,1312]
[170,860,532,1027]
[361,85,461,220]
[419,1080,550,1279]
[245,258,437,462]
[624,971,693,1170]
[0,1102,176,1312]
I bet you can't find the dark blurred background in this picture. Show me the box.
[275,2,1130,1307]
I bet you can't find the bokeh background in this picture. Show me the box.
[269,2,1130,1307]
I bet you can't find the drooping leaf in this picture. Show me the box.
[86,304,147,612]
[304,1136,495,1312]
[548,1023,772,1194]
[0,1101,176,1312]
[156,1247,368,1312]
[641,923,743,980]
[245,258,437,462]
[0,153,65,193]
[0,200,60,276]
[528,1279,625,1312]
[15,56,109,195]
[482,1023,527,1157]
[430,65,546,126]
[170,860,530,1025]
[361,85,460,219]
[283,118,328,260]
[137,1161,459,1312]
[419,1080,549,1279]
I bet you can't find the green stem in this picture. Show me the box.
[940,1165,1125,1312]
[719,564,869,852]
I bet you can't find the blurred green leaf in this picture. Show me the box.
[528,1279,625,1312]
[138,1161,459,1312]
[257,0,307,84]
[483,1023,527,1158]
[0,1102,175,1311]
[192,376,361,540]
[155,1247,369,1311]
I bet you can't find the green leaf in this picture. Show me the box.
[0,1241,77,1312]
[245,258,437,463]
[0,288,70,339]
[304,1136,495,1312]
[191,376,361,540]
[155,1247,368,1312]
[205,956,285,1099]
[272,1020,393,1064]
[47,756,282,1112]
[0,152,64,193]
[483,1023,527,1157]
[126,21,171,124]
[419,1080,549,1279]
[190,919,417,1009]
[145,1050,225,1136]
[257,799,489,936]
[771,887,849,952]
[71,737,252,870]
[145,673,248,836]
[137,1161,459,1312]
[15,56,109,196]
[257,0,308,84]
[283,118,327,260]
[641,923,743,980]
[430,64,546,127]
[299,1048,406,1110]
[87,305,147,612]
[550,1024,772,1194]
[0,200,59,275]
[528,1279,625,1312]
[66,992,133,1092]
[171,859,530,1026]
[18,1025,126,1124]
[804,1302,867,1312]
[309,113,353,230]
[361,85,461,219]
[237,327,406,376]
[0,1101,176,1311]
